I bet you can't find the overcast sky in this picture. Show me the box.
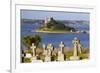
[21,10,89,21]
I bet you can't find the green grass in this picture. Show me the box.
[78,53,89,60]
[40,55,45,62]
[65,52,73,60]
[37,27,71,32]
[24,50,33,54]
[23,58,32,63]
[64,51,89,60]
[22,48,89,63]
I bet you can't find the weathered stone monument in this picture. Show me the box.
[30,43,37,60]
[57,42,65,61]
[44,55,51,62]
[44,49,51,62]
[43,43,54,62]
[59,41,65,54]
[47,43,53,56]
[57,51,64,61]
[70,37,81,60]
[30,43,36,56]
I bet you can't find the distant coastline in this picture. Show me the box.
[32,30,89,34]
[21,19,89,25]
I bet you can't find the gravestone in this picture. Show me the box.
[70,37,80,60]
[30,43,37,61]
[59,41,65,54]
[43,44,53,62]
[31,56,37,60]
[30,43,36,56]
[44,50,51,62]
[44,55,51,62]
[57,51,64,61]
[47,44,53,56]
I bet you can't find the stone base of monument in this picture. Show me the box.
[44,56,51,62]
[32,60,43,63]
[70,56,80,60]
[31,56,37,60]
[65,58,68,61]
[57,54,64,61]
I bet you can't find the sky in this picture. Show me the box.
[21,10,90,21]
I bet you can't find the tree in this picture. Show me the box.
[22,36,31,48]
[22,35,41,48]
[32,35,41,47]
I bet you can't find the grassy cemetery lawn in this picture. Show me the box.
[23,58,32,63]
[23,48,89,63]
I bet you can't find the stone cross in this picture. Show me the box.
[47,43,53,56]
[59,41,65,53]
[70,37,80,60]
[47,44,53,50]
[72,37,79,57]
[30,43,36,56]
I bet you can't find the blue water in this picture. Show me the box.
[21,23,89,48]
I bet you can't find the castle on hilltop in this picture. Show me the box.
[44,17,53,24]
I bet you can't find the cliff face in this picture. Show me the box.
[43,17,75,31]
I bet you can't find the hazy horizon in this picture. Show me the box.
[21,10,90,21]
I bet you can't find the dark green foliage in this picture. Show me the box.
[23,58,32,63]
[51,55,57,61]
[43,17,75,31]
[22,36,32,48]
[46,18,57,28]
[33,35,41,46]
[22,35,41,48]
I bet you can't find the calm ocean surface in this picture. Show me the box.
[21,23,89,49]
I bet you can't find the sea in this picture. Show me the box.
[21,22,89,49]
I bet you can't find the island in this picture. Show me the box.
[33,17,76,33]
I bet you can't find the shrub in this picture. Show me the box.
[23,58,32,63]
